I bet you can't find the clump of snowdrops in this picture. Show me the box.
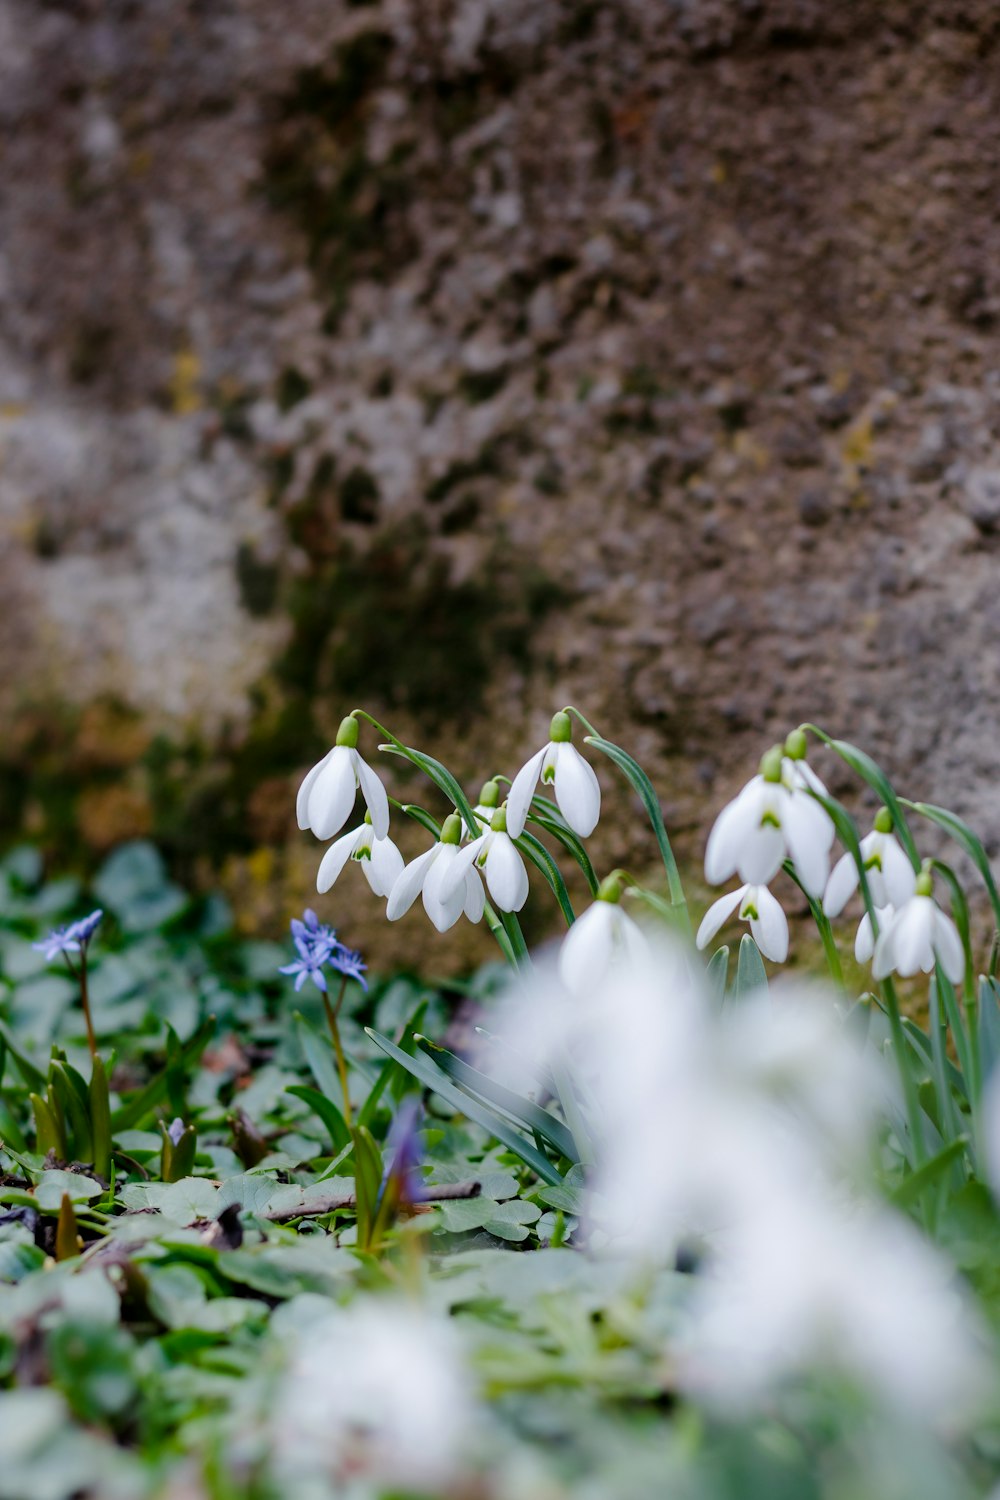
[291,705,1000,1440]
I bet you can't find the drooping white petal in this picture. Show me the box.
[422,846,467,932]
[505,745,548,840]
[851,912,875,960]
[307,746,358,841]
[463,869,485,924]
[485,833,529,912]
[386,846,440,921]
[366,835,405,897]
[749,886,789,964]
[823,850,860,918]
[735,822,785,887]
[558,901,616,992]
[696,887,747,951]
[353,751,390,840]
[436,837,485,904]
[296,750,333,831]
[931,907,966,984]
[705,782,766,884]
[316,828,362,894]
[880,836,917,909]
[552,743,601,838]
[781,792,831,898]
[893,898,935,977]
[784,756,829,804]
[618,909,651,968]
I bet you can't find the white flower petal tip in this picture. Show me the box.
[296,742,390,844]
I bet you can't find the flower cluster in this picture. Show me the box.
[279,909,367,993]
[32,908,104,964]
[699,735,964,986]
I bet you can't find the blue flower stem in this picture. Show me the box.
[323,977,353,1126]
[64,952,97,1060]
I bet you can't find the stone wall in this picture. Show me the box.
[3,0,1000,962]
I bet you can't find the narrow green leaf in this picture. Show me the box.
[378,743,480,839]
[416,1039,579,1162]
[292,1012,342,1103]
[515,830,575,925]
[286,1085,351,1153]
[979,977,1000,1088]
[705,945,729,1004]
[89,1056,112,1181]
[583,733,689,925]
[803,728,920,869]
[907,800,1000,931]
[734,933,767,998]
[399,803,441,838]
[891,1136,969,1209]
[523,807,600,895]
[30,1093,64,1159]
[365,1029,564,1186]
[48,1064,91,1163]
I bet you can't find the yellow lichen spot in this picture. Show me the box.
[709,160,728,185]
[247,846,275,888]
[170,349,202,415]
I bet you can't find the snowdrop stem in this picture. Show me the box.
[482,901,522,970]
[498,910,530,970]
[323,979,353,1127]
[64,951,97,1060]
[783,861,843,986]
[563,705,690,932]
[880,976,927,1172]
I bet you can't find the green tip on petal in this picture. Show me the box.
[490,805,508,833]
[335,715,360,748]
[364,809,373,825]
[550,710,572,744]
[784,728,808,761]
[874,806,893,835]
[441,813,463,845]
[760,746,784,783]
[915,869,934,898]
[478,779,500,809]
[596,872,623,904]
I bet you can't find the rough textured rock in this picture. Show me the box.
[3,0,1000,960]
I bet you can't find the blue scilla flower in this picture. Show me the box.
[329,944,368,992]
[279,911,367,993]
[33,908,104,963]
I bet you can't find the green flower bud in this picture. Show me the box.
[490,805,508,834]
[915,868,934,898]
[478,778,500,809]
[784,727,808,761]
[596,872,623,904]
[335,715,359,749]
[874,806,893,835]
[760,746,784,784]
[440,813,463,845]
[364,810,372,825]
[550,711,572,744]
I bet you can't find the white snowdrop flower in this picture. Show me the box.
[557,876,650,992]
[872,872,965,985]
[274,1298,476,1492]
[296,716,389,842]
[823,807,917,917]
[506,711,601,840]
[438,804,529,913]
[315,812,404,898]
[854,904,893,964]
[696,883,788,963]
[386,814,485,933]
[704,737,835,899]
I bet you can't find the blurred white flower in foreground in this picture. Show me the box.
[696,883,788,962]
[274,1299,476,1492]
[386,814,484,932]
[557,878,649,991]
[823,808,916,916]
[872,876,965,985]
[506,711,601,839]
[484,938,984,1425]
[316,815,404,897]
[705,740,835,898]
[297,717,390,842]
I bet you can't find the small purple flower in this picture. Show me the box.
[379,1098,423,1210]
[166,1117,186,1146]
[33,908,103,963]
[279,911,367,994]
[330,944,368,992]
